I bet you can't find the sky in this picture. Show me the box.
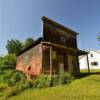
[0,0,100,55]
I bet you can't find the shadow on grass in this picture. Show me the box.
[0,94,3,97]
[76,72,100,79]
[0,87,7,92]
[0,87,7,98]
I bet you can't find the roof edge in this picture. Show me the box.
[17,37,42,56]
[41,16,79,35]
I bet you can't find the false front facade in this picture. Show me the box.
[16,16,80,77]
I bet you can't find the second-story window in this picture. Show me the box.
[91,54,93,57]
[60,36,66,44]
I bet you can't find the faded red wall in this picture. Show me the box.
[16,43,42,75]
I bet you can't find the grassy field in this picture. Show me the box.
[80,69,100,73]
[0,73,99,100]
[1,72,100,100]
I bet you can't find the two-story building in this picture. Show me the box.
[16,16,83,77]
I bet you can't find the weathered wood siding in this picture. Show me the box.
[16,17,80,76]
[43,22,77,49]
[42,45,50,74]
[16,43,42,75]
[42,20,79,75]
[42,44,68,75]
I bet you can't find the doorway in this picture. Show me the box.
[68,55,76,73]
[58,55,64,74]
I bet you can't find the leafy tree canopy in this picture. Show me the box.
[24,37,34,48]
[6,39,23,55]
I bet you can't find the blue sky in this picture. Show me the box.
[0,0,100,55]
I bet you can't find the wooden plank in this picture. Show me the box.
[87,54,90,73]
[42,42,77,52]
[50,46,52,76]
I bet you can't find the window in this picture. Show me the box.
[91,54,93,57]
[91,62,98,66]
[60,36,65,44]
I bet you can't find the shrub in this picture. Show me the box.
[59,72,74,85]
[15,80,25,90]
[52,75,59,86]
[33,73,74,88]
[15,79,33,91]
[3,71,75,99]
[46,75,53,87]
[33,74,46,88]
[12,71,26,82]
[0,54,16,70]
[3,70,14,84]
[23,80,33,89]
[3,70,26,86]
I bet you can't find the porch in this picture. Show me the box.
[42,42,79,75]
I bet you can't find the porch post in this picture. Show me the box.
[50,45,52,76]
[86,54,90,73]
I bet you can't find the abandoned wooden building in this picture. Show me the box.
[16,16,85,77]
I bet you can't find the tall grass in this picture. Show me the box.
[7,74,100,100]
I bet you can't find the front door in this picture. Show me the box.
[58,55,64,74]
[68,55,77,74]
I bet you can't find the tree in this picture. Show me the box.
[24,38,34,48]
[98,33,100,40]
[0,54,16,70]
[6,39,23,55]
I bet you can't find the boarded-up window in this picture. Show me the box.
[43,50,50,73]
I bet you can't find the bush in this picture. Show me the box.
[12,71,26,82]
[52,75,59,86]
[3,70,14,84]
[0,54,16,70]
[59,72,74,85]
[3,70,26,86]
[33,73,74,88]
[33,74,46,88]
[46,75,53,87]
[3,71,75,99]
[15,80,33,90]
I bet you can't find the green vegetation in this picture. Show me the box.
[0,37,34,70]
[24,37,34,48]
[0,38,100,100]
[6,39,23,55]
[1,73,100,100]
[81,69,100,73]
[0,54,16,70]
[0,71,74,99]
[6,38,34,55]
[3,74,100,100]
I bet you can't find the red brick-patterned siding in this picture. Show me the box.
[16,43,42,75]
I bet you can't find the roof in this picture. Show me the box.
[41,16,79,35]
[78,49,88,56]
[17,16,79,56]
[87,50,100,54]
[17,37,42,56]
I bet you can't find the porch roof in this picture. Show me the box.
[78,49,88,56]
